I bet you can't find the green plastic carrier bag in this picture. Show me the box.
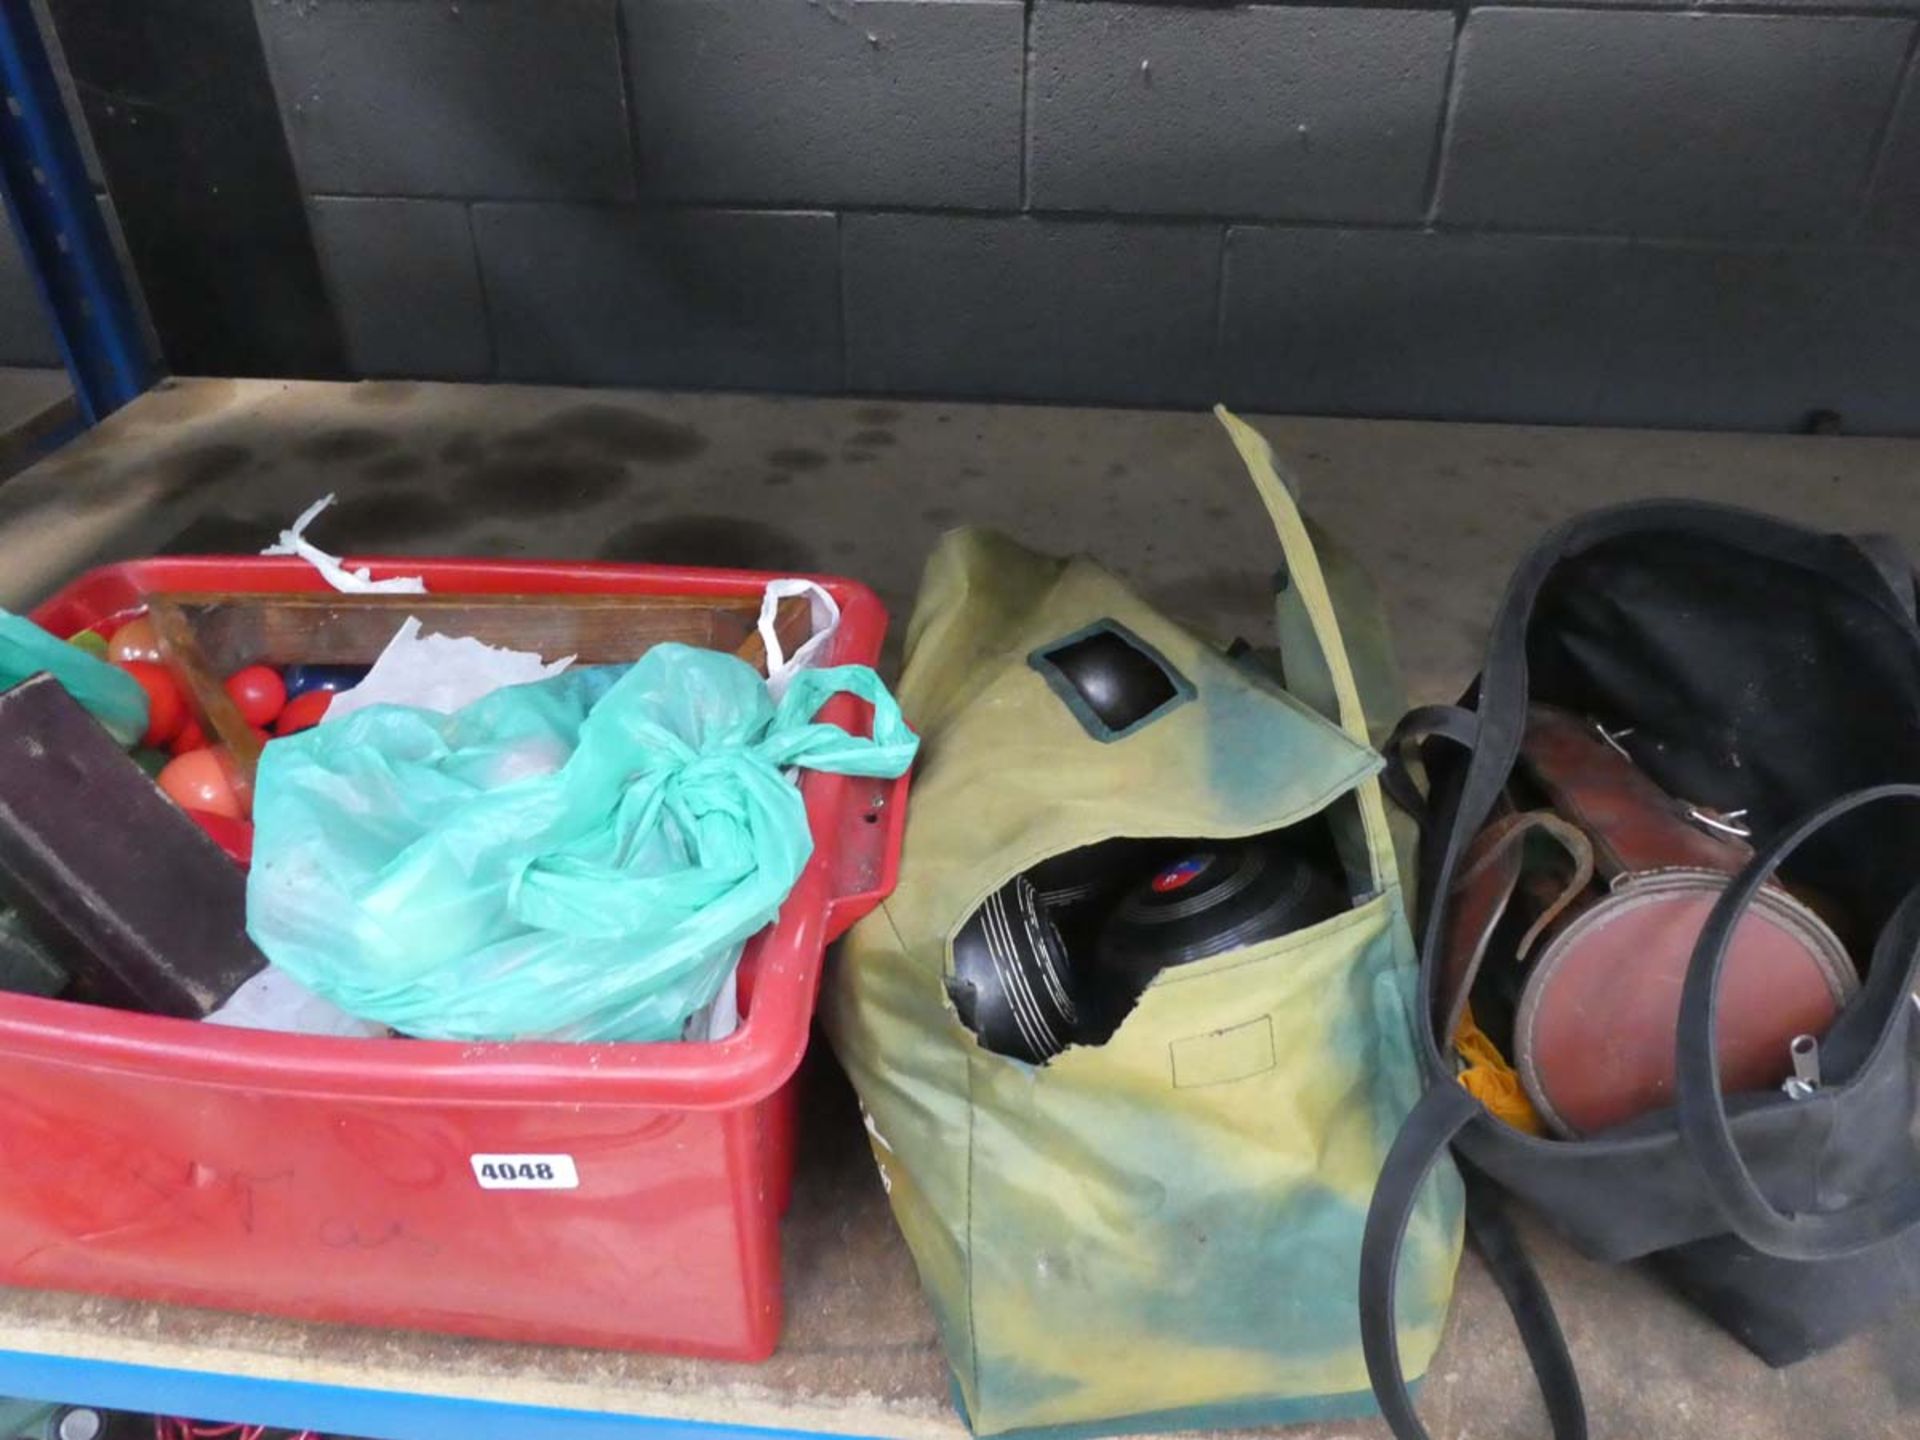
[249,645,918,1043]
[0,610,147,746]
[822,409,1461,1436]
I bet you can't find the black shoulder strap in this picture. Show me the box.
[1380,704,1479,836]
[1675,786,1920,1261]
[1462,1171,1588,1440]
[1360,1082,1587,1440]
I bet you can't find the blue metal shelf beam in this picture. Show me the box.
[0,1347,866,1440]
[0,0,151,424]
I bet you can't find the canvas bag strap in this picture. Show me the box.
[1676,785,1920,1261]
[1216,412,1578,1433]
[1215,406,1398,889]
[1358,1082,1588,1440]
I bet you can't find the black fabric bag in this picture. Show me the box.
[1359,501,1920,1439]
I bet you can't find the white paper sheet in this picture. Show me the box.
[324,617,575,724]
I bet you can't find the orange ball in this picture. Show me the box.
[158,748,243,820]
[108,615,162,665]
[119,661,187,747]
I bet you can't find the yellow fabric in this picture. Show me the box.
[1455,1007,1547,1136]
[1215,405,1401,896]
[823,409,1464,1436]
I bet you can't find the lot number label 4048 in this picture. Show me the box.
[470,1154,579,1190]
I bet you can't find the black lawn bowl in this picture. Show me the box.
[1094,838,1346,990]
[948,874,1078,1064]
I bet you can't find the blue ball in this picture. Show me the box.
[283,664,368,698]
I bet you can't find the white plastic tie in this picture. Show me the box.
[261,494,428,595]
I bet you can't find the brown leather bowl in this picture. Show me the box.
[1515,871,1857,1138]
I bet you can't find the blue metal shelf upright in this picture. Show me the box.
[0,0,151,426]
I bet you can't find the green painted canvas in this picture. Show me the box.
[824,410,1461,1435]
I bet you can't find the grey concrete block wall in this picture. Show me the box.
[255,0,633,201]
[28,0,1914,431]
[1868,60,1920,239]
[1027,3,1454,221]
[1222,229,1920,432]
[1221,228,1633,421]
[845,214,1221,403]
[1437,10,1913,241]
[310,198,492,379]
[627,0,1026,210]
[473,204,842,390]
[1589,247,1920,434]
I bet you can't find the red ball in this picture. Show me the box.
[120,661,186,747]
[185,809,254,867]
[224,665,287,727]
[158,748,242,820]
[170,717,207,755]
[274,689,333,736]
[108,615,162,665]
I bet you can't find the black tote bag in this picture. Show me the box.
[1358,500,1920,1439]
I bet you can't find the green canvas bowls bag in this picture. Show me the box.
[823,409,1462,1436]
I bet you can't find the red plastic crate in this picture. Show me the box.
[0,555,909,1359]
